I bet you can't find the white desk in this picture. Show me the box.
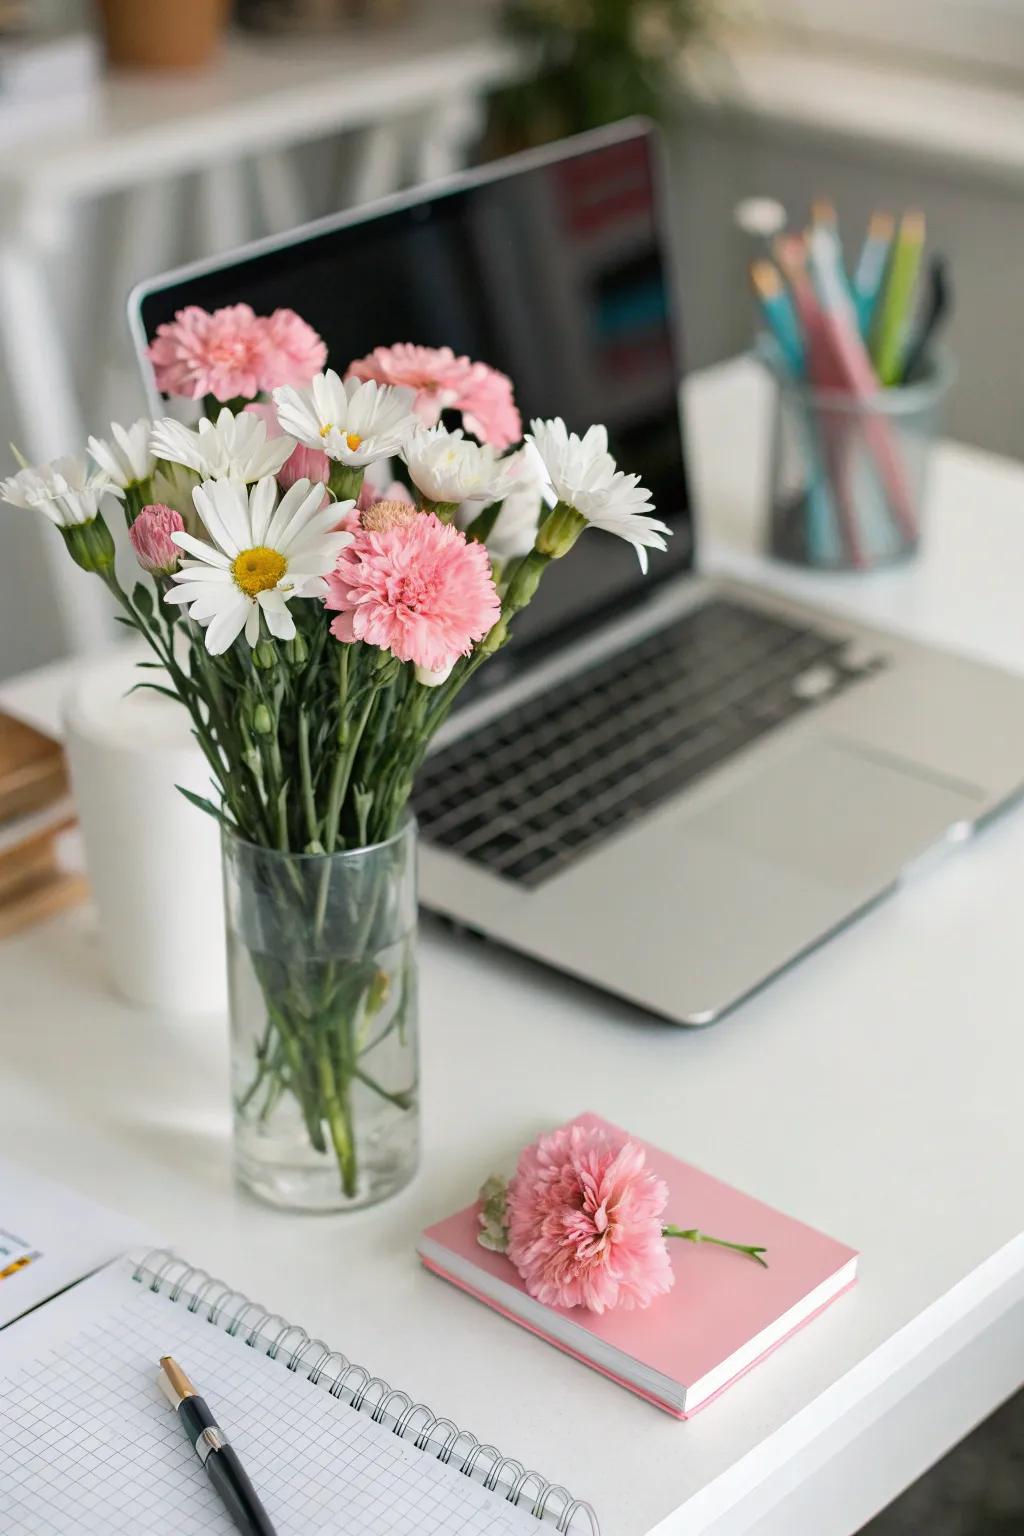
[2,358,1024,1536]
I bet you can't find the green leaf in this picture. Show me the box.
[176,786,233,830]
[132,582,154,620]
[125,682,182,704]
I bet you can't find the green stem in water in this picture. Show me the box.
[663,1226,768,1268]
[353,1066,415,1112]
[317,1038,357,1198]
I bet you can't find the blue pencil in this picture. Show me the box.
[750,258,841,566]
[853,211,895,341]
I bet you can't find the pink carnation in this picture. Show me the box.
[148,304,267,402]
[347,344,521,450]
[149,305,327,403]
[244,402,330,491]
[325,512,500,673]
[129,503,184,575]
[258,308,328,390]
[457,364,522,452]
[506,1123,675,1314]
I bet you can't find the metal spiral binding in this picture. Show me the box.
[133,1250,599,1535]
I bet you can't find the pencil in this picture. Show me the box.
[852,211,894,340]
[750,260,804,377]
[872,210,925,386]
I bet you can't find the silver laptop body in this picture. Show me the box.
[130,121,1024,1025]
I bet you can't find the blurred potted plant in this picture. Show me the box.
[488,0,716,152]
[97,0,230,69]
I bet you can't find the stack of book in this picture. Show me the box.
[0,712,86,940]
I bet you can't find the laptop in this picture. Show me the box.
[129,120,1024,1025]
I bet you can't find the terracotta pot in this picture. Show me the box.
[98,0,231,70]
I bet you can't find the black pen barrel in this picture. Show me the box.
[205,1445,278,1536]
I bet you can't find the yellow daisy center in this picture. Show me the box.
[346,432,363,451]
[231,545,287,597]
[319,422,333,438]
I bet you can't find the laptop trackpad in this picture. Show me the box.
[691,738,984,890]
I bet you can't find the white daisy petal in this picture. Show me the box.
[205,597,251,655]
[248,475,279,544]
[257,588,296,640]
[167,560,230,582]
[170,532,231,567]
[525,418,669,568]
[272,373,418,466]
[402,423,529,509]
[264,478,321,549]
[165,473,343,653]
[152,408,294,483]
[0,453,121,529]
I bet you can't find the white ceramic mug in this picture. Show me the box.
[64,651,227,1015]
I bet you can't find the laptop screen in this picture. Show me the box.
[134,124,693,679]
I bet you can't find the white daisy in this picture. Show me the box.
[404,424,529,510]
[151,408,295,483]
[273,372,417,466]
[0,454,123,527]
[87,418,155,488]
[165,476,353,655]
[470,445,546,561]
[526,417,671,572]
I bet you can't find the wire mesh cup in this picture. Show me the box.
[762,350,954,571]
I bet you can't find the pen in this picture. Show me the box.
[872,209,925,386]
[899,252,950,383]
[159,1355,278,1536]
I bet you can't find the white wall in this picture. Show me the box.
[666,103,1024,460]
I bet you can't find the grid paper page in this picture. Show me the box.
[0,1265,538,1536]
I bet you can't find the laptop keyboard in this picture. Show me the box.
[415,598,887,888]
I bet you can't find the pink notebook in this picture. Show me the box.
[418,1113,858,1418]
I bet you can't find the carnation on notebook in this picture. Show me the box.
[418,1114,858,1418]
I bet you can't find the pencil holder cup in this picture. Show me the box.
[761,347,953,572]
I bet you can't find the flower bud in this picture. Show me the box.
[284,633,308,667]
[253,639,277,670]
[128,503,183,575]
[414,659,456,688]
[252,703,273,735]
[534,501,587,560]
[60,516,117,575]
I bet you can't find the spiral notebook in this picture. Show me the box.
[0,1249,598,1535]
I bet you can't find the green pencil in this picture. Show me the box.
[872,210,925,386]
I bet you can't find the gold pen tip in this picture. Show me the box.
[158,1355,197,1404]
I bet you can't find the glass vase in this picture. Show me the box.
[222,818,419,1213]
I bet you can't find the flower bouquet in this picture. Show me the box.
[1,303,670,1212]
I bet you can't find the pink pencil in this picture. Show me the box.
[776,236,867,567]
